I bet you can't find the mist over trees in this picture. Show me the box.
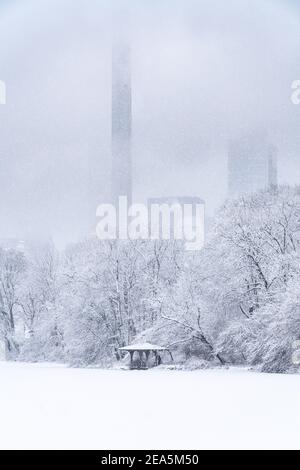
[1,185,300,373]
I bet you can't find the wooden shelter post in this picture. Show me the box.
[138,351,143,368]
[145,351,150,367]
[129,351,134,367]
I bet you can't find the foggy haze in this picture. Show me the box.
[0,0,299,246]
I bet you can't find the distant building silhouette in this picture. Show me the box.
[228,131,278,197]
[111,38,132,206]
[268,144,278,189]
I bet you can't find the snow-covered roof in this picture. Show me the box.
[119,342,168,351]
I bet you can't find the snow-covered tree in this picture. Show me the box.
[18,242,64,362]
[0,248,26,358]
[13,185,300,373]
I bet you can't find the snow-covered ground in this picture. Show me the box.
[1,362,300,450]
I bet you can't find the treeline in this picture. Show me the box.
[1,185,300,373]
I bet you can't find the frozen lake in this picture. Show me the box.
[1,362,300,450]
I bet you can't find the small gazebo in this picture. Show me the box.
[119,342,173,369]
